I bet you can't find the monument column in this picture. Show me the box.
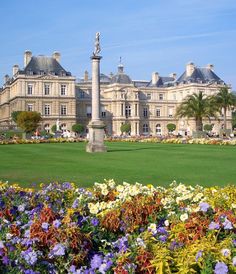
[86,32,107,153]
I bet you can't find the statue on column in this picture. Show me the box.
[56,119,60,131]
[93,32,101,56]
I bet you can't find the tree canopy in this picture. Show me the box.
[16,111,41,133]
[120,123,131,134]
[176,91,218,131]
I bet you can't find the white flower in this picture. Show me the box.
[164,220,169,226]
[88,203,99,214]
[148,223,157,234]
[180,213,188,222]
[101,188,109,196]
[116,185,124,192]
[0,241,4,248]
[232,203,236,209]
[221,248,231,257]
[18,204,26,212]
[6,233,13,240]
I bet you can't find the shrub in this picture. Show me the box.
[120,123,131,134]
[51,124,57,133]
[167,123,176,133]
[72,123,84,133]
[204,124,213,132]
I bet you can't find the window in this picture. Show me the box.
[143,107,148,117]
[27,104,33,112]
[156,124,162,135]
[60,84,66,95]
[168,108,173,117]
[101,106,106,118]
[147,93,151,100]
[143,124,149,134]
[27,84,33,95]
[156,108,161,117]
[44,124,50,133]
[125,105,131,117]
[79,90,85,98]
[61,123,67,131]
[44,84,50,95]
[60,105,67,116]
[44,104,50,116]
[159,93,163,100]
[86,106,92,118]
[173,93,176,100]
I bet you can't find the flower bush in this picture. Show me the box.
[0,180,236,273]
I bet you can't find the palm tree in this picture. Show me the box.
[176,91,218,131]
[215,87,236,130]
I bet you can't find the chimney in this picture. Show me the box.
[52,51,61,63]
[110,72,114,78]
[13,65,19,76]
[24,50,32,67]
[84,70,89,81]
[169,73,177,80]
[186,62,195,77]
[4,74,9,84]
[152,72,159,85]
[207,64,214,71]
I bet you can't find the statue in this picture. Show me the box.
[56,119,60,131]
[93,32,101,56]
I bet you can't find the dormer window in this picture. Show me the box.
[39,70,44,75]
[27,70,33,75]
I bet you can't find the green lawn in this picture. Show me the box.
[0,142,235,188]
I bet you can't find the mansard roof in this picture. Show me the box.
[177,67,224,84]
[20,56,71,76]
[147,76,175,87]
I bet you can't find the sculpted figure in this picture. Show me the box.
[93,32,101,56]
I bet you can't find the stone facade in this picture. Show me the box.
[0,51,76,132]
[0,51,232,136]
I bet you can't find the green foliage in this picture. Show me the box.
[167,123,176,132]
[120,123,131,133]
[215,87,236,130]
[176,91,218,131]
[11,111,23,123]
[0,130,24,139]
[232,111,236,129]
[203,124,213,132]
[16,111,41,133]
[51,125,57,133]
[72,123,84,133]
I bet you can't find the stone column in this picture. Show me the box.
[86,55,107,153]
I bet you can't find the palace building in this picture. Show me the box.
[0,50,232,136]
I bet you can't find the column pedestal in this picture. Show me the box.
[86,120,107,152]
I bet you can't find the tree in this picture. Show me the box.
[176,91,218,131]
[72,124,84,133]
[167,123,176,133]
[215,87,236,130]
[11,111,23,123]
[51,125,57,133]
[16,111,41,133]
[120,123,131,134]
[232,111,236,130]
[203,124,213,132]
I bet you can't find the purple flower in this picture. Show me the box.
[51,244,65,256]
[223,219,233,230]
[159,235,167,242]
[196,250,203,262]
[91,217,99,227]
[209,221,220,230]
[0,240,4,249]
[52,219,61,228]
[91,254,103,270]
[233,256,236,267]
[72,199,79,208]
[214,262,228,274]
[157,226,167,234]
[199,202,210,212]
[41,222,49,230]
[98,260,113,273]
[233,239,236,246]
[21,249,38,265]
[2,256,10,265]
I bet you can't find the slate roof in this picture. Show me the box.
[147,76,175,87]
[177,67,224,84]
[110,64,132,84]
[19,56,71,76]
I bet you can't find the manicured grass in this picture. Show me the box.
[0,142,235,188]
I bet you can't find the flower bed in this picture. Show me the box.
[0,137,85,145]
[0,180,236,273]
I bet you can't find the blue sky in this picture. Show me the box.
[1,0,236,89]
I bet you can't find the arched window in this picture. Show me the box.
[156,124,162,135]
[143,124,149,134]
[61,123,67,131]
